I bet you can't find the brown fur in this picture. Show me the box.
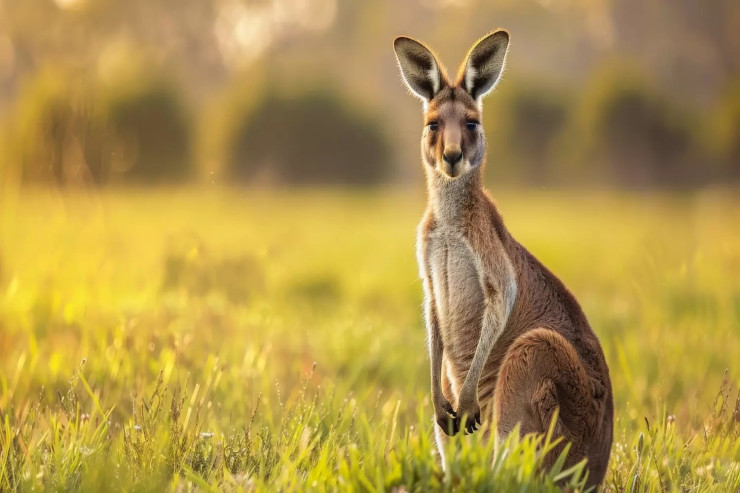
[394,30,613,488]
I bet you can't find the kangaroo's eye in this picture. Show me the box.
[427,122,439,132]
[466,121,479,131]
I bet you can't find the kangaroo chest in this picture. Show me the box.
[426,230,486,361]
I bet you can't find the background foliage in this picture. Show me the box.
[0,0,739,187]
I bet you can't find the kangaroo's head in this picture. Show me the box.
[393,30,509,179]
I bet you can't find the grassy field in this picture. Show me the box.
[0,187,739,492]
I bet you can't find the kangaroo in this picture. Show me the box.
[393,30,613,488]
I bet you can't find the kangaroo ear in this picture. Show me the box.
[394,36,445,102]
[459,30,510,101]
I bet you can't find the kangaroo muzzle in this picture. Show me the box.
[442,148,463,177]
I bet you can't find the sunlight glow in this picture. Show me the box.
[214,0,337,69]
[54,0,87,10]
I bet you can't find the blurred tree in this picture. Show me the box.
[708,81,740,180]
[225,89,393,186]
[572,63,700,187]
[8,58,193,186]
[483,79,571,185]
[95,70,193,184]
[9,67,101,186]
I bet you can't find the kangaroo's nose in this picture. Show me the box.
[443,149,463,165]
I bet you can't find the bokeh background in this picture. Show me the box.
[0,0,739,189]
[1,1,740,491]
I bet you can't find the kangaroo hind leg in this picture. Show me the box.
[493,328,608,487]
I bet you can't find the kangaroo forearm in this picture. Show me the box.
[460,235,517,398]
[426,307,443,390]
[429,338,444,403]
[423,277,445,403]
[461,303,506,396]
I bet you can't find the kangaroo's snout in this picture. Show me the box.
[443,149,463,166]
[442,147,464,177]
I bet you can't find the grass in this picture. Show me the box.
[0,186,739,491]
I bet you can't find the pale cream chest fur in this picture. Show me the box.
[421,227,486,373]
